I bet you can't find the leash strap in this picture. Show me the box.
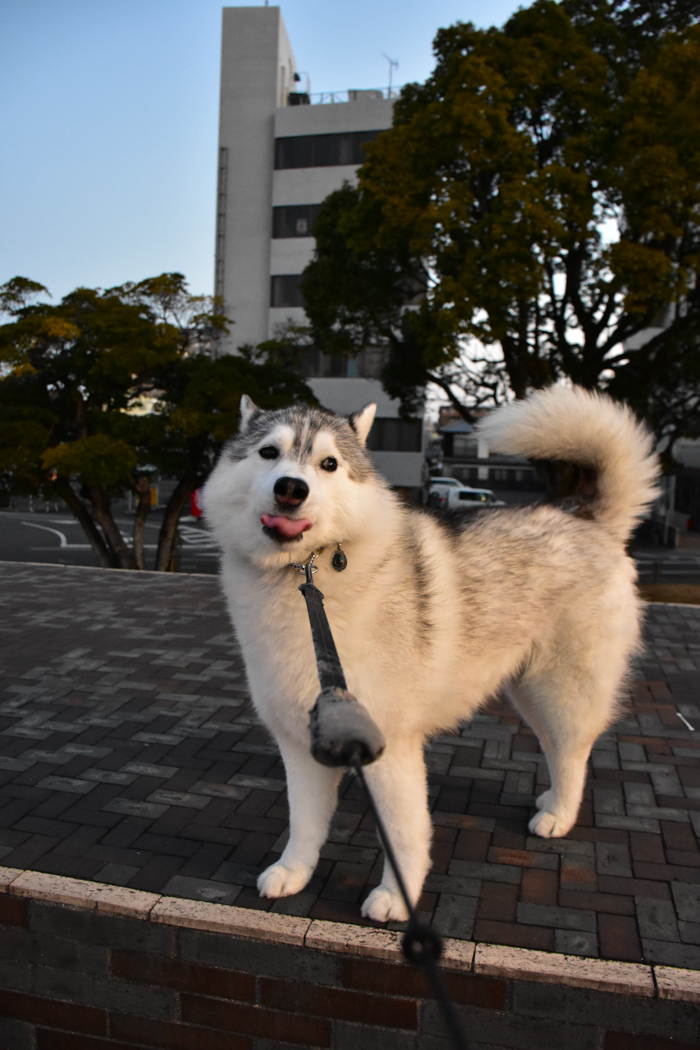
[298,578,347,691]
[297,560,470,1050]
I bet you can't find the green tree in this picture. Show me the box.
[302,0,700,451]
[0,275,313,569]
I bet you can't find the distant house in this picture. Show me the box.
[435,407,545,497]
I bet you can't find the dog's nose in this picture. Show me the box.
[273,476,309,507]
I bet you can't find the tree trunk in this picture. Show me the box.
[155,474,196,572]
[53,479,113,568]
[532,458,598,508]
[88,486,137,570]
[133,476,152,571]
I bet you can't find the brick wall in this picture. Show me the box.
[0,869,699,1050]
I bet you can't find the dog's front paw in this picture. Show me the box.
[257,861,311,899]
[529,808,574,838]
[361,886,409,923]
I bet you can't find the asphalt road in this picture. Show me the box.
[2,508,700,583]
[0,511,219,575]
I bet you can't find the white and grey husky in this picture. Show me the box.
[204,385,658,922]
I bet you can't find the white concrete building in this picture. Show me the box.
[215,6,424,491]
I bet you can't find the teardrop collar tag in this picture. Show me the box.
[331,543,347,572]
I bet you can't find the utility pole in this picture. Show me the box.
[382,53,398,96]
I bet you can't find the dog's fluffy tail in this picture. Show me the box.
[479,385,660,544]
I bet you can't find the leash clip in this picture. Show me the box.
[292,549,321,578]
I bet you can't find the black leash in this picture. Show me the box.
[298,562,470,1050]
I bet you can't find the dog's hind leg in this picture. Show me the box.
[506,675,613,839]
[258,735,342,899]
[360,737,432,923]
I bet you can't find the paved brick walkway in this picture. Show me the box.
[1,563,700,969]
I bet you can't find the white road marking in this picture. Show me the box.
[19,517,217,556]
[22,522,90,549]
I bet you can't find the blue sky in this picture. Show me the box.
[1,0,524,302]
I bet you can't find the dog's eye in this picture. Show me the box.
[321,457,338,472]
[259,446,279,460]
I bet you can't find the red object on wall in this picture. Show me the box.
[191,489,203,518]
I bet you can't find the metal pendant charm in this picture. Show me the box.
[331,544,347,572]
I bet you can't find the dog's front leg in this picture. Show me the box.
[258,735,342,900]
[360,739,432,923]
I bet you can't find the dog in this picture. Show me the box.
[204,385,659,922]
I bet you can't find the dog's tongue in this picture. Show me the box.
[261,514,312,538]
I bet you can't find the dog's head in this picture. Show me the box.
[204,396,388,568]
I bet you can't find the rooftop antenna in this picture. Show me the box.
[382,53,398,96]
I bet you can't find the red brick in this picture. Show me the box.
[630,682,653,703]
[343,958,427,998]
[598,875,670,899]
[341,958,505,1010]
[629,832,665,864]
[260,977,417,1030]
[487,848,552,869]
[470,803,528,820]
[433,824,458,841]
[513,734,538,753]
[619,735,667,747]
[453,828,491,862]
[560,858,597,889]
[558,890,634,915]
[182,996,331,1046]
[477,882,519,922]
[645,741,672,755]
[576,799,594,826]
[569,827,628,845]
[473,919,555,952]
[591,770,649,785]
[0,989,107,1035]
[0,895,27,926]
[606,1033,700,1050]
[111,1013,251,1050]
[111,950,255,1002]
[680,767,700,788]
[661,821,697,851]
[658,756,699,768]
[521,869,557,906]
[490,824,526,850]
[308,899,377,925]
[647,682,673,700]
[667,851,700,868]
[416,890,438,913]
[658,795,700,811]
[37,1034,132,1050]
[633,862,677,881]
[671,866,700,883]
[598,914,642,962]
[429,838,453,875]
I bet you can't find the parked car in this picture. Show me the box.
[428,478,505,511]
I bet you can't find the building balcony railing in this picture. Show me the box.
[287,87,401,106]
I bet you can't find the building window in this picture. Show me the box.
[366,418,422,453]
[274,131,381,170]
[272,204,322,239]
[270,275,305,308]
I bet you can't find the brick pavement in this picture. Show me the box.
[1,562,700,969]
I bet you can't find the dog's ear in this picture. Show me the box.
[349,403,377,446]
[239,395,259,431]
